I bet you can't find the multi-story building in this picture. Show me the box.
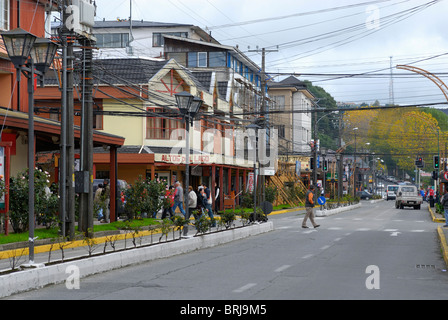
[268,76,314,155]
[51,19,219,59]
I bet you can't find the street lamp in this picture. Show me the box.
[1,28,58,266]
[1,28,37,68]
[31,37,59,75]
[174,91,202,237]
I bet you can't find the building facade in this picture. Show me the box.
[268,76,314,155]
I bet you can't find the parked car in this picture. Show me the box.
[357,190,373,200]
[386,185,399,201]
[395,185,422,210]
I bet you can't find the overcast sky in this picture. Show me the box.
[94,0,448,107]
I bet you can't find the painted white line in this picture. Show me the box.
[302,254,314,259]
[334,238,342,242]
[274,265,291,272]
[411,230,425,232]
[233,283,257,293]
[390,231,401,237]
[384,229,398,232]
[356,228,370,231]
[328,227,342,230]
[320,245,331,250]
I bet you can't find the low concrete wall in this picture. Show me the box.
[0,221,273,298]
[316,203,362,217]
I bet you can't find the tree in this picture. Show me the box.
[124,175,166,219]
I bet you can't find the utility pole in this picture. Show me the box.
[78,37,95,236]
[247,47,278,203]
[60,0,75,240]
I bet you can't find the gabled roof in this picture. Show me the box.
[44,58,209,92]
[268,76,307,89]
[94,58,168,85]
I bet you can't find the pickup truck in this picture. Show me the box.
[395,185,422,210]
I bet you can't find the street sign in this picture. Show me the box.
[317,196,326,205]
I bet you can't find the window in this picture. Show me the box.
[187,52,208,68]
[277,125,285,138]
[272,95,285,110]
[209,52,226,67]
[146,108,185,139]
[95,33,129,48]
[198,52,207,67]
[153,32,188,47]
[187,52,197,67]
[0,0,9,31]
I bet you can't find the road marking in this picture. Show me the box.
[303,230,317,234]
[356,228,370,231]
[390,231,401,237]
[411,230,425,233]
[274,265,291,272]
[233,283,257,293]
[320,245,331,250]
[302,254,313,259]
[328,227,342,230]
[334,238,342,242]
[384,229,398,232]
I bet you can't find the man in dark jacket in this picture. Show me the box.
[302,185,320,229]
[441,189,448,227]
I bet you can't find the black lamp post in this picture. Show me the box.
[174,91,202,237]
[1,28,58,266]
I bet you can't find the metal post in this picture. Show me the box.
[183,118,190,237]
[60,40,67,238]
[27,59,35,263]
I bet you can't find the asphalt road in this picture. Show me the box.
[5,199,448,301]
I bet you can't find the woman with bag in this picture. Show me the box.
[161,185,175,220]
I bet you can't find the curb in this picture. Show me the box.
[437,226,448,267]
[0,221,273,298]
[428,206,445,223]
[316,203,362,217]
[270,207,305,215]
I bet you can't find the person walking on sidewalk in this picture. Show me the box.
[302,185,320,229]
[441,189,448,227]
[172,181,186,217]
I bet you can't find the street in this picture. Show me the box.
[5,199,448,300]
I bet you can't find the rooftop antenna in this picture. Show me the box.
[128,0,134,55]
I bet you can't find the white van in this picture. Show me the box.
[386,185,399,201]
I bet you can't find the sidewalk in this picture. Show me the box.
[428,205,448,267]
